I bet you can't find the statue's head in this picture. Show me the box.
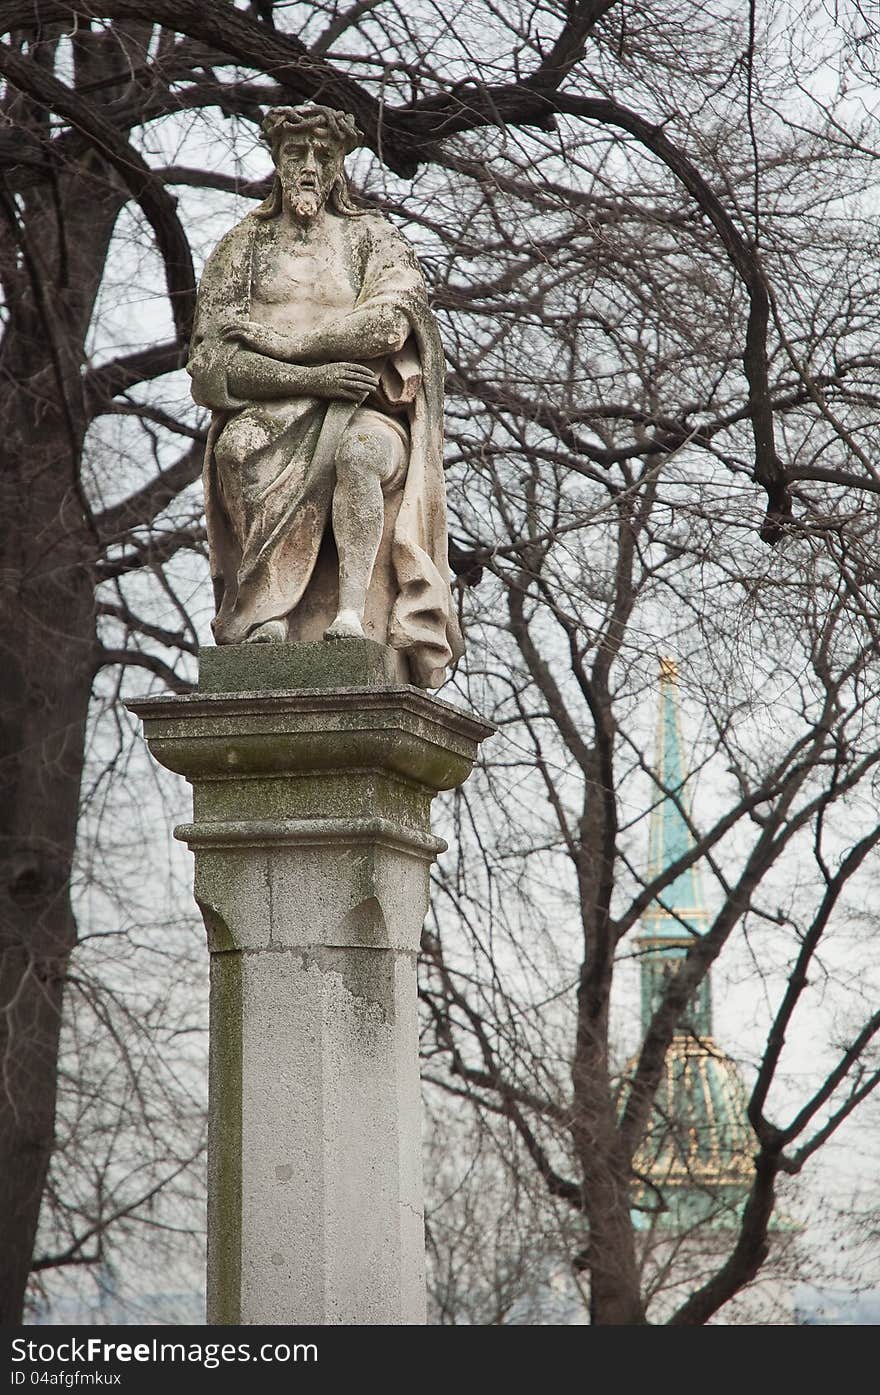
[256,105,364,221]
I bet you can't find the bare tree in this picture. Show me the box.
[1,0,880,1323]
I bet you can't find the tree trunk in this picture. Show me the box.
[572,1013,648,1325]
[0,370,96,1319]
[0,126,123,1314]
[573,717,647,1325]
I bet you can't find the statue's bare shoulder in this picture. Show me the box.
[361,209,424,259]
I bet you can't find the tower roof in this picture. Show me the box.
[627,660,756,1224]
[641,658,708,941]
[629,1036,755,1228]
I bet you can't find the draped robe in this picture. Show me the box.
[187,207,463,688]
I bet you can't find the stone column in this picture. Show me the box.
[128,639,491,1326]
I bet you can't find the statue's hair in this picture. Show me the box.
[255,104,365,220]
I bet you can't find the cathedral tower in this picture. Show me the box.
[632,660,754,1227]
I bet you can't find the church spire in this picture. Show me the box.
[643,658,708,939]
[638,659,711,1036]
[629,660,755,1226]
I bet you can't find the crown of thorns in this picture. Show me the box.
[261,105,363,157]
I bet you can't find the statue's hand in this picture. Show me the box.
[305,362,379,402]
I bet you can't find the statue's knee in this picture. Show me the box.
[214,413,273,469]
[336,423,395,485]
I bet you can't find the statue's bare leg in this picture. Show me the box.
[325,415,406,641]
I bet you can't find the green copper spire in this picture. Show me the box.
[642,658,708,940]
[638,659,710,1036]
[628,660,756,1228]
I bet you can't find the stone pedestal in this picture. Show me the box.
[128,640,491,1326]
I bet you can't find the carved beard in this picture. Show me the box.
[292,188,320,220]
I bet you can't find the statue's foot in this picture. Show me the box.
[324,611,366,641]
[244,618,288,644]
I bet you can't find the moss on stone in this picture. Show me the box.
[199,638,405,693]
[193,770,431,830]
[207,949,243,1323]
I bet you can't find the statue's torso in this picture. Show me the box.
[249,212,360,334]
[245,210,406,420]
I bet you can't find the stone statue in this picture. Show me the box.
[188,104,464,688]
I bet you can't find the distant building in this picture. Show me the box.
[631,658,755,1228]
[622,660,795,1322]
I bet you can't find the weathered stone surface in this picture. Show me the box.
[199,636,406,692]
[221,946,425,1324]
[188,103,463,687]
[128,643,492,1325]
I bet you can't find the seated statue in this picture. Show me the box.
[187,104,464,688]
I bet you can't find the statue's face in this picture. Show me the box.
[275,130,344,220]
